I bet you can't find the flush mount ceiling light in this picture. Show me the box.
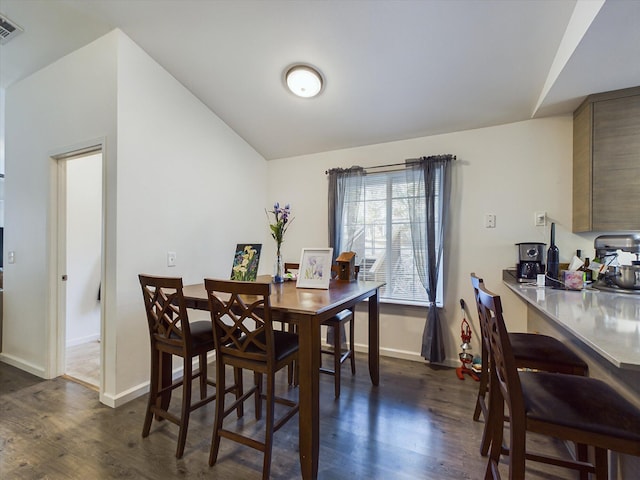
[285,64,324,98]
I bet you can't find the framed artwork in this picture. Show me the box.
[296,248,334,289]
[230,243,262,281]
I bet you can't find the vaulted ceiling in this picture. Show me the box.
[1,0,638,160]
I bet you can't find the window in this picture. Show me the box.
[339,170,443,306]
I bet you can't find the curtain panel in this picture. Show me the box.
[405,155,454,363]
[327,167,365,345]
[327,167,365,262]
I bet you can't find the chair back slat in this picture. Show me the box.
[470,273,490,358]
[139,274,191,350]
[475,282,525,416]
[205,279,273,363]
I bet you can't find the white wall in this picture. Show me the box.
[2,30,268,406]
[2,31,118,377]
[268,117,598,365]
[66,153,102,346]
[113,32,268,399]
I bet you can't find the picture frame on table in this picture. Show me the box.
[230,243,262,281]
[296,247,334,289]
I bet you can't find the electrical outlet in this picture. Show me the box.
[485,214,496,228]
[167,251,176,267]
[535,211,547,227]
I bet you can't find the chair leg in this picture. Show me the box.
[576,443,589,480]
[333,325,341,398]
[262,371,276,480]
[142,348,159,438]
[474,346,489,422]
[349,313,356,375]
[255,372,263,420]
[199,352,208,400]
[508,412,526,480]
[478,366,491,456]
[176,359,192,459]
[234,367,244,418]
[594,447,608,480]
[485,381,504,480]
[209,360,226,466]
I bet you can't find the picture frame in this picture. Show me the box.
[230,243,262,281]
[296,247,334,289]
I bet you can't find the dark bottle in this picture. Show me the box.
[546,222,560,286]
[584,257,592,282]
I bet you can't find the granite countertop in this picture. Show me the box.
[503,271,640,371]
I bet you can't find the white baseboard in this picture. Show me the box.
[102,380,149,408]
[102,351,216,408]
[352,342,459,368]
[0,353,48,378]
[66,333,100,348]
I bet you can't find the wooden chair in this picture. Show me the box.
[204,279,299,480]
[476,280,640,480]
[286,262,357,397]
[470,273,588,458]
[139,274,240,458]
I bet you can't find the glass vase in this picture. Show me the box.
[274,253,284,283]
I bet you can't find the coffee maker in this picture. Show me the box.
[516,242,546,282]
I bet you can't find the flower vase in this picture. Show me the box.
[274,253,285,283]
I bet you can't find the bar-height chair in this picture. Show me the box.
[204,279,299,480]
[286,262,357,397]
[470,273,588,458]
[139,274,240,458]
[476,281,640,480]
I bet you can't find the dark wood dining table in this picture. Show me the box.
[182,275,385,479]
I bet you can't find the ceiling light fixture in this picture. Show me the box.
[285,64,324,98]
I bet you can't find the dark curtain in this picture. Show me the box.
[327,166,364,345]
[405,155,454,363]
[327,166,365,262]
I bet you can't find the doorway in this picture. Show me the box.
[55,149,103,389]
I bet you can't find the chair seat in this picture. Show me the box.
[187,320,216,347]
[236,330,298,361]
[322,309,352,326]
[521,371,640,445]
[510,333,588,372]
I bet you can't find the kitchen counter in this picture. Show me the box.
[503,270,640,371]
[503,270,640,478]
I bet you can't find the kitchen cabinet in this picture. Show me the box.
[573,86,640,232]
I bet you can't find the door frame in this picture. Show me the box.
[49,139,106,391]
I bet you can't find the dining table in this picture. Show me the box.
[182,274,385,479]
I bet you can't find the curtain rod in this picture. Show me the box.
[325,155,456,174]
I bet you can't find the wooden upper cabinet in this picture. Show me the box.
[573,86,640,232]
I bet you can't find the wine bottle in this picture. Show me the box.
[546,222,560,286]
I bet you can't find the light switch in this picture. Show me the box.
[535,211,547,227]
[8,251,15,264]
[485,214,496,228]
[167,251,176,267]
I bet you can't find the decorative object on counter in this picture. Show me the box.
[456,299,479,381]
[546,222,560,287]
[230,244,261,281]
[266,202,294,283]
[562,270,584,290]
[336,251,357,282]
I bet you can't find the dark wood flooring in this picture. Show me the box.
[1,354,575,479]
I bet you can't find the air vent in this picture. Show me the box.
[0,13,23,45]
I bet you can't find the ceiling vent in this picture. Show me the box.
[0,13,23,45]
